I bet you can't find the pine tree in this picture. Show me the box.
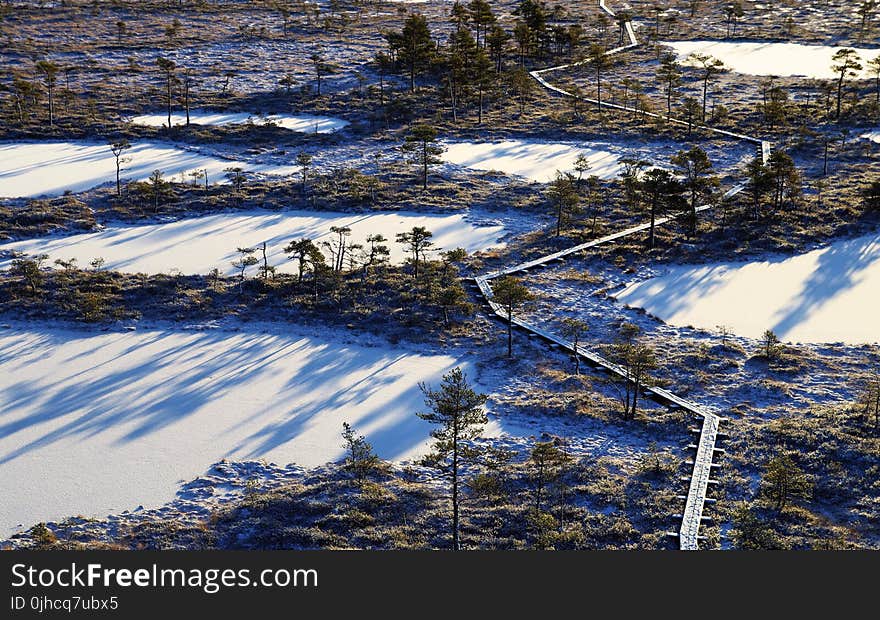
[418,367,488,550]
[402,125,445,190]
[724,2,744,37]
[468,0,496,49]
[491,276,535,357]
[688,53,725,121]
[529,440,572,514]
[612,332,657,420]
[231,247,259,293]
[766,150,801,210]
[831,48,863,120]
[296,151,313,195]
[761,453,811,511]
[587,43,612,110]
[473,47,494,124]
[759,329,781,360]
[547,171,580,236]
[657,52,682,119]
[507,66,535,114]
[670,146,718,238]
[487,24,510,72]
[396,13,434,92]
[639,168,684,249]
[681,96,701,135]
[109,139,132,198]
[35,60,59,126]
[341,422,383,482]
[156,57,177,128]
[745,155,772,220]
[395,226,434,279]
[446,27,478,122]
[284,238,321,284]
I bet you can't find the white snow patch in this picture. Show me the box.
[615,232,880,344]
[443,140,622,183]
[0,210,508,274]
[0,141,299,198]
[862,129,880,144]
[0,325,517,537]
[129,111,349,134]
[662,40,880,80]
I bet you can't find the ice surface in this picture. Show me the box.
[129,111,349,133]
[0,210,508,274]
[662,40,880,80]
[616,232,880,344]
[0,141,299,198]
[0,325,514,536]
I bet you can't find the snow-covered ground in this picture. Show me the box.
[0,141,299,198]
[441,138,752,184]
[0,324,523,538]
[662,40,880,79]
[443,140,622,183]
[129,111,349,134]
[0,210,508,274]
[615,231,880,344]
[863,129,880,144]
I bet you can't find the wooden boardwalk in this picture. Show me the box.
[473,211,725,551]
[472,0,773,550]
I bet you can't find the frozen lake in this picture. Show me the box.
[662,40,880,80]
[0,325,517,538]
[0,210,508,274]
[443,140,623,183]
[0,141,299,198]
[129,110,349,133]
[616,232,880,344]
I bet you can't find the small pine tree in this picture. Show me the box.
[761,453,812,512]
[491,276,535,358]
[402,125,445,190]
[30,522,57,547]
[560,317,588,374]
[341,422,383,482]
[731,504,785,549]
[231,247,259,293]
[760,329,781,360]
[529,441,573,513]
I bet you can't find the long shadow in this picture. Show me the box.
[770,234,880,341]
[1,209,502,276]
[0,141,297,199]
[617,262,739,320]
[617,232,880,343]
[0,328,457,470]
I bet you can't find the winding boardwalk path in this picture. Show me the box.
[474,1,771,550]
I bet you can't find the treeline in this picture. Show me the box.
[374,0,619,125]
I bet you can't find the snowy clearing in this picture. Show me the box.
[443,140,622,183]
[0,141,299,199]
[0,325,519,537]
[0,210,508,274]
[662,40,880,80]
[616,232,880,344]
[129,111,349,134]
